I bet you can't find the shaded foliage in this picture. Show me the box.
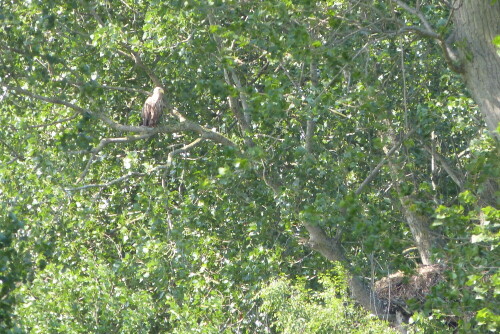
[0,0,498,333]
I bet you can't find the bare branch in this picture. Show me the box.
[4,85,88,114]
[355,128,415,196]
[166,137,204,166]
[392,0,435,33]
[29,114,79,129]
[421,143,464,189]
[3,84,238,148]
[117,46,162,88]
[78,134,155,182]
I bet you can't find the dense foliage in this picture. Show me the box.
[1,1,498,333]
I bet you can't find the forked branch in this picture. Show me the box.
[393,0,464,73]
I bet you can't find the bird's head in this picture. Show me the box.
[153,87,164,95]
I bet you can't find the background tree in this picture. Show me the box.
[1,1,498,333]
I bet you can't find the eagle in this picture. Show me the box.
[141,87,164,127]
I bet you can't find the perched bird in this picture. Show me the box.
[141,87,164,127]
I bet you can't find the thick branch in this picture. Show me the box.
[304,223,394,321]
[230,70,251,125]
[421,143,464,189]
[3,84,238,148]
[208,12,254,149]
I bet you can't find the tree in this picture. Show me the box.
[1,1,498,332]
[451,0,500,133]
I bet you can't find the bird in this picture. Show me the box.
[141,87,164,127]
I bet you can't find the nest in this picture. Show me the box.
[374,264,445,305]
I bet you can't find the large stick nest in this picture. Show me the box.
[374,264,445,306]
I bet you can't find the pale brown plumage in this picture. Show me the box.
[141,87,164,127]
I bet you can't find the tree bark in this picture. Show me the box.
[452,0,500,133]
[304,223,396,322]
[398,196,437,266]
[383,134,441,266]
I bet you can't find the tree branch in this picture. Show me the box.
[68,138,208,191]
[393,0,435,33]
[230,70,251,125]
[128,49,163,87]
[304,222,394,321]
[421,143,464,189]
[166,137,204,166]
[207,12,256,149]
[78,134,155,182]
[4,85,88,114]
[99,85,150,96]
[355,128,415,195]
[392,0,464,73]
[3,84,238,149]
[29,114,80,128]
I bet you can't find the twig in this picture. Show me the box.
[77,134,155,182]
[99,85,150,96]
[355,129,415,195]
[29,114,79,128]
[4,85,88,114]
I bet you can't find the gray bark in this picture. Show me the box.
[452,0,500,133]
[304,223,395,322]
[399,196,437,266]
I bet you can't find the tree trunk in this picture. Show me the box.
[452,0,500,133]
